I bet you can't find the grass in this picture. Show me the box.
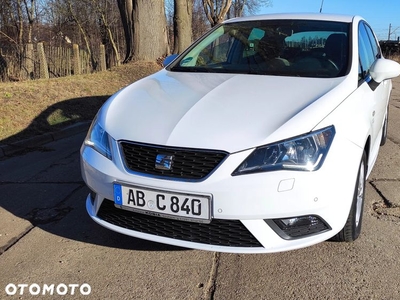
[0,61,162,145]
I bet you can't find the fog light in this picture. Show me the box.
[265,215,331,240]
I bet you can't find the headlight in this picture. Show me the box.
[84,117,112,159]
[232,126,335,175]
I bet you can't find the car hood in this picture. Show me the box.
[102,70,354,153]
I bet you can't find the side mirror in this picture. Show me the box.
[163,54,179,67]
[370,58,400,83]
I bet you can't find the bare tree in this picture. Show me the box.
[202,0,232,27]
[0,0,275,81]
[43,0,77,45]
[201,0,273,28]
[229,0,273,18]
[66,0,96,69]
[22,0,35,43]
[0,0,23,47]
[192,0,210,40]
[91,0,121,66]
[173,0,193,54]
[0,0,126,80]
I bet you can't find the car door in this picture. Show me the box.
[358,21,390,162]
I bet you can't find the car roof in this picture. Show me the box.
[224,13,357,24]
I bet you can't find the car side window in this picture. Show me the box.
[358,22,376,81]
[363,23,381,60]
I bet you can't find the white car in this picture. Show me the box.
[80,13,400,253]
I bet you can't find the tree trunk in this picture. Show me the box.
[173,0,193,54]
[132,0,170,61]
[117,0,134,63]
[16,0,23,47]
[118,0,169,63]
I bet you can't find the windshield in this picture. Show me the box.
[169,20,350,78]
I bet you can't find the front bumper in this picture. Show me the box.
[81,135,363,253]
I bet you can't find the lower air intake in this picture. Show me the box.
[98,200,262,248]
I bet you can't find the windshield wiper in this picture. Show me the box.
[170,66,215,73]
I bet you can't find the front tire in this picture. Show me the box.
[332,151,367,242]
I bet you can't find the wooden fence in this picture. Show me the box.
[0,43,111,82]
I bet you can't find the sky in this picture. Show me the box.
[259,0,399,40]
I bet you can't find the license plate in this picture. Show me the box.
[113,183,211,223]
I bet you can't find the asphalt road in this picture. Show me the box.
[1,77,400,299]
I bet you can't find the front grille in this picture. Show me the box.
[119,141,228,180]
[98,200,262,248]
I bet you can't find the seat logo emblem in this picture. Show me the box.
[155,154,174,170]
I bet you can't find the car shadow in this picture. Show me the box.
[0,96,186,253]
[1,95,108,145]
